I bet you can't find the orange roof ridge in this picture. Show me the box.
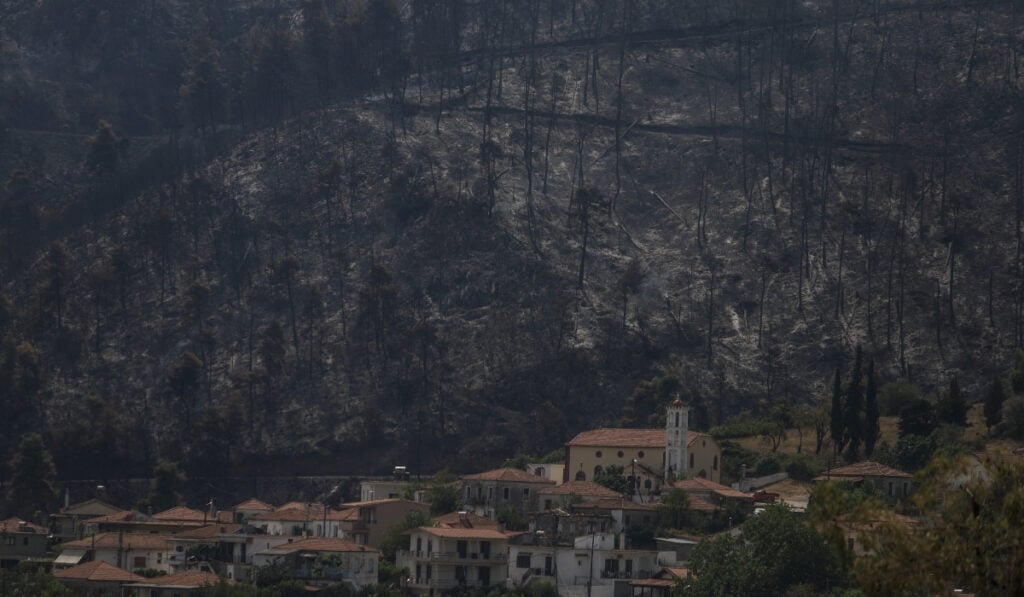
[54,560,145,582]
[461,468,556,484]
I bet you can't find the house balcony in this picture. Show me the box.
[407,577,495,590]
[398,550,507,564]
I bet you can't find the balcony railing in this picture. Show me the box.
[407,578,493,590]
[397,550,507,563]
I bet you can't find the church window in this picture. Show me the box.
[617,451,624,458]
[638,451,644,458]
[595,451,602,458]
[713,455,718,470]
[575,470,586,481]
[689,453,694,468]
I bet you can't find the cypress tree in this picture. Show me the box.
[830,366,845,455]
[984,376,1006,431]
[937,375,968,426]
[864,359,879,457]
[844,346,864,460]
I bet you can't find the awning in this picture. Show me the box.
[54,549,87,566]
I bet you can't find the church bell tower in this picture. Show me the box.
[664,398,689,479]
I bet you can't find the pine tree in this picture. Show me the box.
[844,346,864,460]
[984,376,1006,431]
[864,359,879,457]
[830,366,845,455]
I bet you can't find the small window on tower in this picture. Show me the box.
[617,451,624,458]
[638,451,644,458]
[689,453,694,468]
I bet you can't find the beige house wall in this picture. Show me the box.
[565,446,664,485]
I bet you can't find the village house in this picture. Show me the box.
[538,481,622,511]
[527,463,566,484]
[628,566,691,597]
[127,570,227,596]
[249,503,348,538]
[53,560,145,595]
[57,533,174,574]
[564,401,722,489]
[230,498,274,524]
[84,508,209,536]
[165,523,244,573]
[814,461,914,502]
[0,517,49,569]
[672,477,755,514]
[570,498,661,535]
[252,537,379,589]
[460,468,556,519]
[507,530,665,597]
[337,498,431,548]
[50,499,124,542]
[432,511,499,530]
[397,526,514,594]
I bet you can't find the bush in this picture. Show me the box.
[710,418,775,440]
[783,454,825,482]
[753,453,783,476]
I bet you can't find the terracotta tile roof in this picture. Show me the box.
[573,498,659,511]
[172,523,244,539]
[341,498,425,508]
[0,517,47,533]
[129,570,225,588]
[87,510,144,524]
[53,560,145,583]
[411,527,513,540]
[816,461,913,480]
[233,498,274,511]
[152,506,208,521]
[277,501,315,512]
[684,495,718,512]
[567,428,665,448]
[269,537,379,553]
[432,512,499,529]
[460,468,556,484]
[674,478,752,500]
[57,499,124,516]
[538,481,622,498]
[60,533,173,551]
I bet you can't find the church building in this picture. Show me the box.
[562,399,722,495]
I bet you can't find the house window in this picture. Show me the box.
[489,487,494,499]
[848,537,855,551]
[689,453,695,468]
[3,537,14,546]
[22,537,29,546]
[516,553,532,568]
[133,556,146,569]
[644,480,652,489]
[888,482,894,496]
[604,559,619,574]
[625,515,631,526]
[523,488,530,497]
[544,499,552,509]
[903,483,909,496]
[466,487,472,499]
[535,467,545,476]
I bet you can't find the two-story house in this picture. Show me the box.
[0,517,49,568]
[337,498,431,548]
[53,560,145,594]
[50,499,124,542]
[57,533,174,574]
[537,481,622,511]
[460,468,556,519]
[397,527,514,594]
[252,537,379,590]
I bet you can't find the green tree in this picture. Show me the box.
[6,433,58,518]
[936,375,968,427]
[898,398,935,439]
[854,456,1024,596]
[0,567,71,596]
[593,464,628,494]
[985,376,1007,430]
[144,460,186,512]
[844,346,864,460]
[427,469,460,515]
[829,367,845,455]
[378,509,431,561]
[863,359,880,458]
[689,504,843,596]
[658,488,691,530]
